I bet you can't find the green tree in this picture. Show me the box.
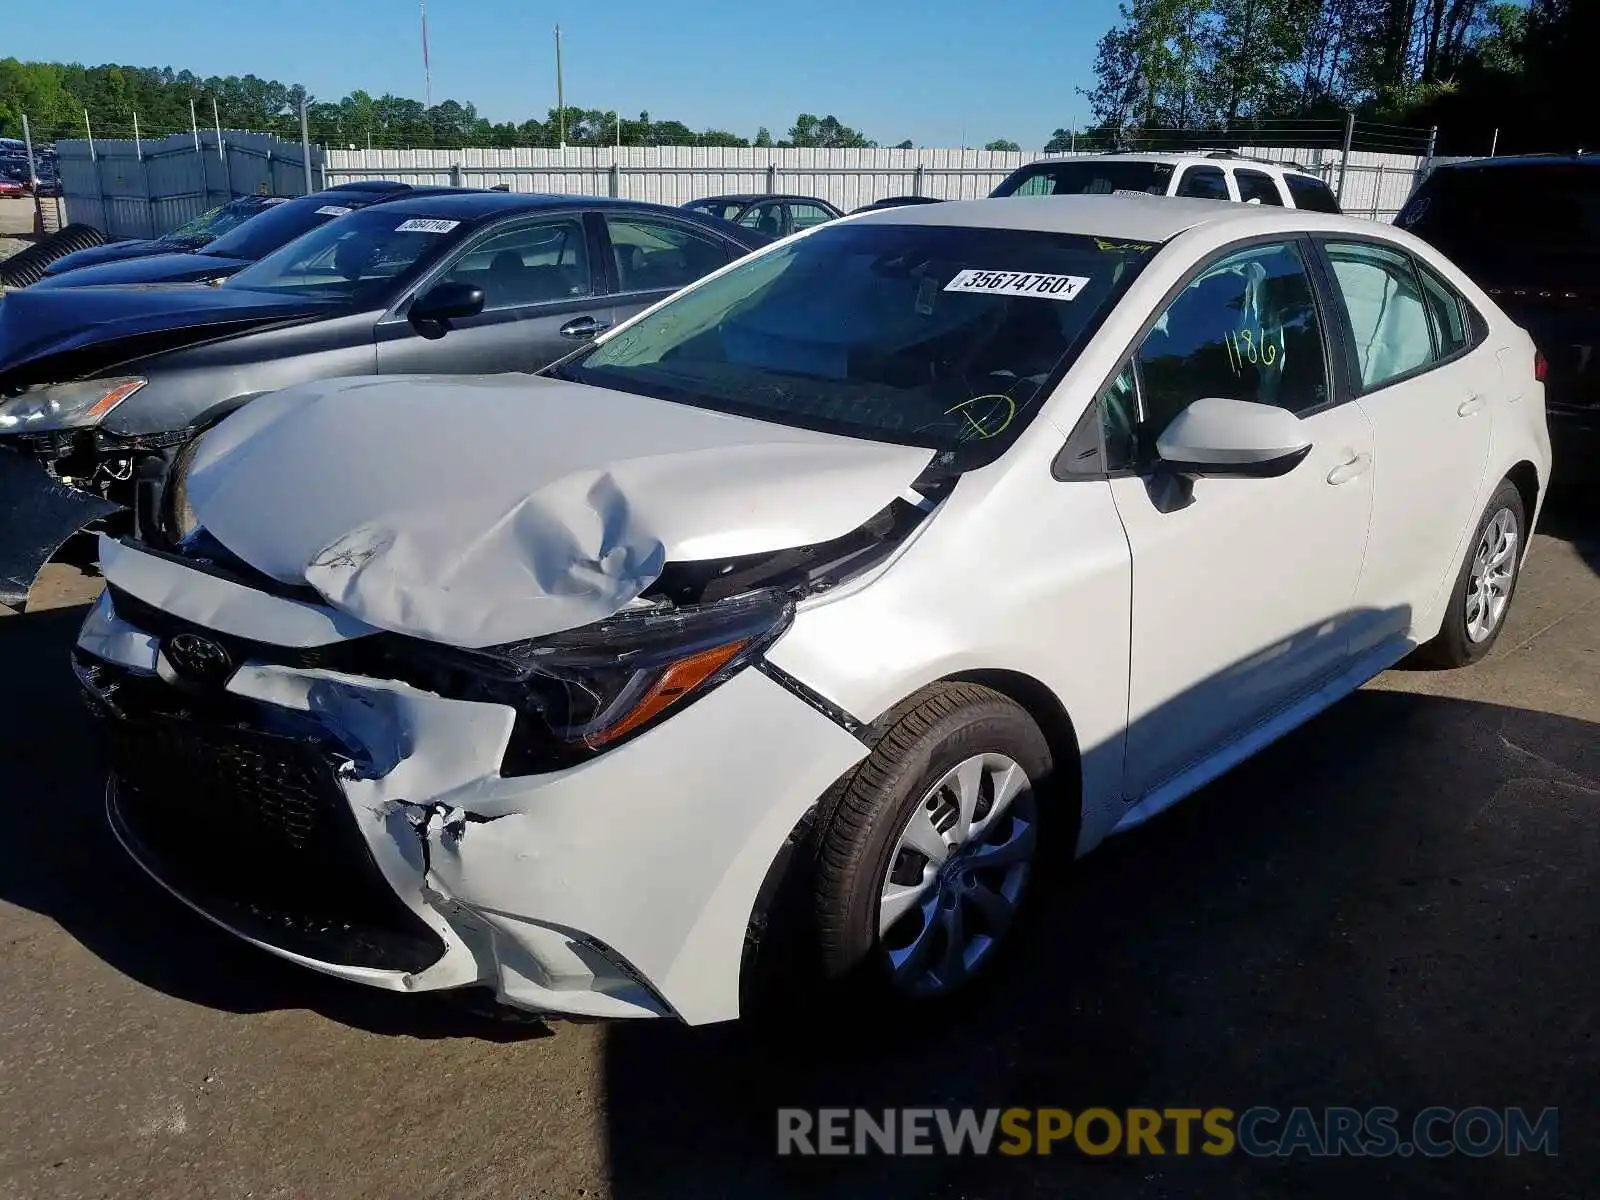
[786,113,874,148]
[984,138,1021,151]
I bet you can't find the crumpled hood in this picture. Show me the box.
[186,374,935,647]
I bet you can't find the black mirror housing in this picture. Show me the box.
[410,282,485,336]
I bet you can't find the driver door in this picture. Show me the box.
[375,213,613,375]
[1107,239,1376,798]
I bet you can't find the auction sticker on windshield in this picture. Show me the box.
[944,270,1090,301]
[395,218,460,234]
[315,205,353,216]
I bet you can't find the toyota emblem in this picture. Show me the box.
[165,632,235,685]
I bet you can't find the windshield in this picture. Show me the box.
[556,222,1156,465]
[225,208,466,304]
[158,197,283,247]
[993,160,1175,197]
[202,194,380,261]
[1401,165,1600,254]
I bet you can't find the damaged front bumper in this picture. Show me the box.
[77,538,869,1024]
[0,448,118,608]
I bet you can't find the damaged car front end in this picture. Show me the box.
[74,371,945,1023]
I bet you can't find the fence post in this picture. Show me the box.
[1424,125,1438,175]
[608,159,620,198]
[450,162,463,187]
[1371,163,1385,221]
[1336,111,1354,202]
[913,161,925,197]
[766,162,778,192]
[21,114,36,189]
[299,100,314,195]
[1489,127,1500,157]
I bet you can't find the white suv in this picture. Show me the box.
[992,151,1343,212]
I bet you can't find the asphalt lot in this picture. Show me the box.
[0,489,1595,1199]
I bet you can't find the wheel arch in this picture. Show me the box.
[1505,459,1541,531]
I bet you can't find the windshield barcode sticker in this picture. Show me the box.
[944,270,1090,301]
[315,205,353,216]
[395,218,460,233]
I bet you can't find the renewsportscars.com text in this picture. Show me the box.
[777,1106,1559,1158]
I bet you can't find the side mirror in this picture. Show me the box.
[408,282,484,338]
[1156,396,1312,478]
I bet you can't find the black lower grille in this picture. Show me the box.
[107,714,445,974]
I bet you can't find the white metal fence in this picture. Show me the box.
[55,139,1435,238]
[323,144,1431,222]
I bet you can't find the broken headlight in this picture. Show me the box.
[415,589,794,767]
[0,377,146,432]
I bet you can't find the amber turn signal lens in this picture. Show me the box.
[84,378,148,422]
[584,639,751,747]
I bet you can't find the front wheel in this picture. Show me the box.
[1418,480,1527,667]
[811,683,1056,1009]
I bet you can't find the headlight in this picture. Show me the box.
[408,589,794,766]
[0,377,146,432]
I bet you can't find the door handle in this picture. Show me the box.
[1326,452,1371,486]
[559,315,610,340]
[1457,395,1486,417]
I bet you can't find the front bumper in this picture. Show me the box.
[0,448,116,607]
[77,540,868,1024]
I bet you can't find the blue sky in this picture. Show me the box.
[16,0,1122,148]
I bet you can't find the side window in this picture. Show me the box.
[736,201,788,238]
[1236,170,1285,206]
[789,202,835,230]
[1176,165,1230,201]
[606,216,732,293]
[1284,174,1341,214]
[1137,242,1329,443]
[1323,241,1436,388]
[1099,363,1140,470]
[437,218,590,310]
[1416,262,1472,357]
[1010,171,1055,196]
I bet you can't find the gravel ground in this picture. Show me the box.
[0,195,41,262]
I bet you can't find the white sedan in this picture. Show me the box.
[74,195,1550,1024]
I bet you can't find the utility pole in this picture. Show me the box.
[212,96,225,167]
[21,114,37,187]
[555,24,565,148]
[420,0,433,107]
[83,109,96,162]
[133,110,143,160]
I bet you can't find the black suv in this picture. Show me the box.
[1398,155,1600,459]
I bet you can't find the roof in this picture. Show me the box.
[1019,152,1316,175]
[846,193,1375,241]
[1430,153,1600,171]
[691,193,832,205]
[350,191,675,220]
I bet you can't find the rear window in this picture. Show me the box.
[202,194,378,260]
[558,222,1157,467]
[1284,174,1341,213]
[1399,165,1600,249]
[993,161,1174,198]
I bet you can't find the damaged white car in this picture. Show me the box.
[76,196,1550,1024]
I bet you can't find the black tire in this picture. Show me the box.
[810,682,1056,1011]
[0,223,107,287]
[1416,479,1527,668]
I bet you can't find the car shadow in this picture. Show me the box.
[598,684,1596,1196]
[0,604,547,1042]
[1538,476,1600,579]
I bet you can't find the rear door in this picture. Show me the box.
[375,212,613,374]
[1235,169,1287,206]
[1315,237,1495,647]
[599,212,742,326]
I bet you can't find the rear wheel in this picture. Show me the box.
[1418,480,1527,667]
